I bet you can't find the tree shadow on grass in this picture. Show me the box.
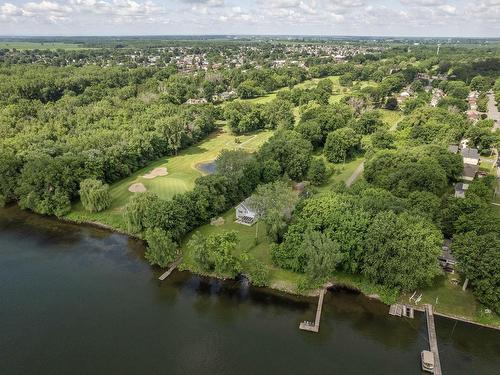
[181,145,209,156]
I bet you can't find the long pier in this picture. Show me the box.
[425,304,442,375]
[299,288,326,333]
[158,258,182,281]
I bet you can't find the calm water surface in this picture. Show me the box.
[1,206,499,375]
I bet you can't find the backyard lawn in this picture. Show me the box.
[179,208,304,293]
[400,273,500,327]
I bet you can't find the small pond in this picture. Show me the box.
[197,160,217,174]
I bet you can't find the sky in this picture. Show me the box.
[0,0,499,37]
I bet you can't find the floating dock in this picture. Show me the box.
[299,288,326,333]
[389,304,403,317]
[389,304,415,318]
[158,258,182,281]
[425,304,442,375]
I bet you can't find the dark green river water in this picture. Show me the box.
[1,206,499,375]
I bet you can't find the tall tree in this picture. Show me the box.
[323,127,361,163]
[362,211,442,292]
[452,231,500,313]
[144,228,179,267]
[79,178,111,213]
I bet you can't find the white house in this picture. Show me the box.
[235,198,258,226]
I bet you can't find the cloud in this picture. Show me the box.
[0,0,498,36]
[0,0,167,24]
[179,0,225,6]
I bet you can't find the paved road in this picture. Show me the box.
[486,93,500,195]
[487,92,500,132]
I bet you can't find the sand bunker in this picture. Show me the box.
[143,167,168,179]
[128,183,147,193]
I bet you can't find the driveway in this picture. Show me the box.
[487,92,500,132]
[486,93,500,195]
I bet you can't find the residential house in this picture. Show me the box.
[212,90,237,102]
[235,198,258,226]
[430,88,445,107]
[397,91,411,104]
[467,110,480,122]
[461,147,480,165]
[462,164,479,181]
[454,182,469,198]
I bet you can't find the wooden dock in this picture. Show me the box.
[389,304,403,317]
[425,304,442,375]
[389,304,414,319]
[299,288,326,333]
[158,258,182,281]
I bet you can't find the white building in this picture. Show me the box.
[235,198,258,226]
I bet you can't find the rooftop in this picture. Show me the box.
[461,147,479,160]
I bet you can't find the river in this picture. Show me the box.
[1,206,499,375]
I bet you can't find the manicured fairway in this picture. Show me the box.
[67,127,273,229]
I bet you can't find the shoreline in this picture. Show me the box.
[13,208,500,331]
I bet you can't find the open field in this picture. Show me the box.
[67,127,273,229]
[0,42,86,50]
[236,75,346,105]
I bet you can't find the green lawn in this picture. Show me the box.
[0,42,85,50]
[380,109,404,130]
[179,207,304,293]
[315,156,365,194]
[66,127,273,230]
[238,75,345,106]
[492,199,500,218]
[400,273,500,327]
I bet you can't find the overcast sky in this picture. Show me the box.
[0,0,499,37]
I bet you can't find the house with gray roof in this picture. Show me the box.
[462,164,479,181]
[461,147,480,165]
[454,182,469,198]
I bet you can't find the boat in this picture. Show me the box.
[421,350,435,373]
